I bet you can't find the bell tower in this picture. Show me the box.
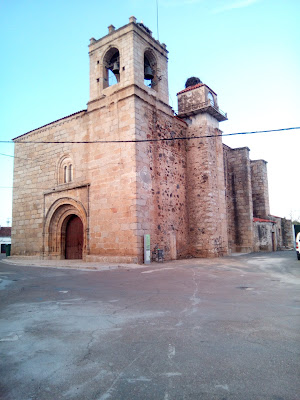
[87,16,169,111]
[83,17,174,263]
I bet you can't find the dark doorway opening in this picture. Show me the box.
[65,215,83,259]
[272,231,276,252]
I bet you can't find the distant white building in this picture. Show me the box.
[0,227,11,253]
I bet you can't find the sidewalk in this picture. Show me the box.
[1,255,150,272]
[1,254,230,272]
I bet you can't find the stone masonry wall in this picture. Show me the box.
[185,113,228,257]
[134,96,189,261]
[12,111,88,257]
[253,221,273,252]
[281,218,293,248]
[12,88,140,262]
[250,160,270,218]
[177,84,206,115]
[85,92,139,262]
[223,146,253,253]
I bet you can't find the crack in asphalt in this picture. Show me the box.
[111,294,158,314]
[96,344,154,400]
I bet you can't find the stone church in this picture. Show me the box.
[11,17,292,263]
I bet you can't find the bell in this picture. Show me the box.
[112,61,119,74]
[144,65,154,80]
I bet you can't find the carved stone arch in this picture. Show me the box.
[44,198,88,259]
[57,154,74,184]
[144,48,158,90]
[102,46,120,88]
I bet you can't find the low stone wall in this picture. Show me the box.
[253,220,274,252]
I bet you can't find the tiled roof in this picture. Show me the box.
[0,227,11,237]
[177,83,204,95]
[253,218,275,224]
[174,115,188,125]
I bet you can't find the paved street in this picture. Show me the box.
[0,251,299,400]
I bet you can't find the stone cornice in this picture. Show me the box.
[44,182,90,196]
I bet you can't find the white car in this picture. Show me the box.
[296,232,300,260]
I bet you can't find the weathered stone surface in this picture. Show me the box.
[223,146,254,253]
[251,160,270,218]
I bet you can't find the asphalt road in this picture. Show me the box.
[0,251,299,400]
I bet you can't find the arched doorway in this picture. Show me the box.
[44,198,88,260]
[65,215,83,259]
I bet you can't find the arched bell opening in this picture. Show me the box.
[144,49,157,90]
[103,47,120,88]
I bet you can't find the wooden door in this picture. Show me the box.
[272,231,276,252]
[65,215,83,259]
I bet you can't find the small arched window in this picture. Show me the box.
[58,155,74,185]
[103,47,120,89]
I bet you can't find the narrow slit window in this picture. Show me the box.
[68,164,73,182]
[64,166,68,183]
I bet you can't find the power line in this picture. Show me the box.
[0,152,33,162]
[0,126,299,145]
[0,153,14,158]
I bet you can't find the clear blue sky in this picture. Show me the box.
[0,0,299,226]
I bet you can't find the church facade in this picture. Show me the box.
[11,17,292,263]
